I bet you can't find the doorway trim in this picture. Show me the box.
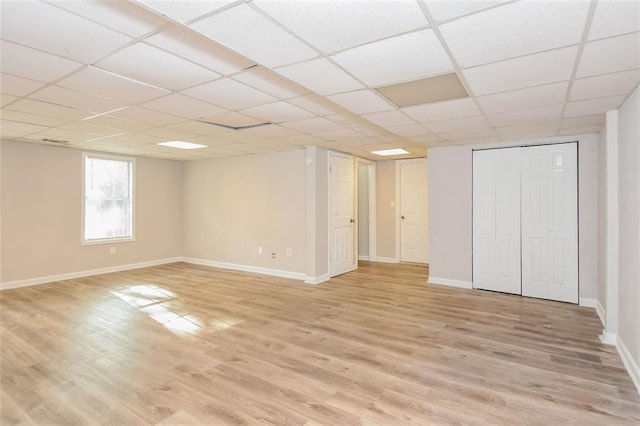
[395,158,428,263]
[356,158,376,262]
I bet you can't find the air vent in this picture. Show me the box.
[42,138,69,145]
[198,120,273,131]
[376,73,469,108]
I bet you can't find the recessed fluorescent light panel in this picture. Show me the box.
[376,73,468,107]
[158,141,207,150]
[371,148,409,156]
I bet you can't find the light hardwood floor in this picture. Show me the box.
[1,261,639,425]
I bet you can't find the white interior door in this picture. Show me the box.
[472,148,522,294]
[521,143,578,303]
[399,159,428,263]
[329,153,355,277]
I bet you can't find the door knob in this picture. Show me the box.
[350,218,355,223]
[401,215,405,220]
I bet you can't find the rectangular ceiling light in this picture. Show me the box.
[158,141,207,149]
[371,148,409,156]
[376,73,468,107]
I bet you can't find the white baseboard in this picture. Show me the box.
[182,257,306,281]
[595,299,606,327]
[358,255,369,261]
[372,256,399,264]
[600,331,617,345]
[617,337,640,396]
[428,276,473,289]
[579,297,597,308]
[0,257,183,291]
[304,272,331,285]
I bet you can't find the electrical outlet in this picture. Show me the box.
[271,252,276,259]
[286,248,292,257]
[109,247,116,255]
[258,246,263,254]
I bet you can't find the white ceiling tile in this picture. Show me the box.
[82,115,155,132]
[107,106,185,126]
[166,120,231,136]
[253,0,428,53]
[144,25,254,75]
[362,110,415,127]
[27,127,107,143]
[1,94,17,107]
[423,0,509,23]
[7,99,92,121]
[327,90,395,114]
[440,1,589,68]
[437,127,496,141]
[140,126,200,140]
[0,73,45,96]
[476,82,569,114]
[141,93,226,119]
[241,124,301,139]
[559,126,602,136]
[354,125,391,137]
[564,95,627,118]
[560,115,605,130]
[423,115,488,133]
[385,124,431,137]
[57,122,124,137]
[54,0,166,38]
[281,117,342,133]
[288,94,343,116]
[332,30,453,86]
[1,1,131,63]
[495,120,560,139]
[463,46,578,95]
[29,86,125,114]
[96,43,220,91]
[233,67,308,99]
[276,134,326,146]
[570,69,640,101]
[181,78,277,110]
[325,113,367,128]
[402,97,481,122]
[275,58,364,95]
[189,4,317,68]
[589,1,640,41]
[407,134,448,145]
[242,102,315,123]
[134,0,235,23]
[487,104,564,127]
[57,67,170,103]
[313,128,365,141]
[0,110,70,127]
[0,40,82,83]
[0,119,48,135]
[576,33,640,78]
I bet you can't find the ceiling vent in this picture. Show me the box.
[42,138,70,145]
[376,73,469,108]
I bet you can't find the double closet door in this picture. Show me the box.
[472,143,578,303]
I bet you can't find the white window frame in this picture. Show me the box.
[81,152,135,245]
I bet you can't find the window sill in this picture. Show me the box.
[82,237,135,246]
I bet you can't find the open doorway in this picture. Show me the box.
[357,159,376,262]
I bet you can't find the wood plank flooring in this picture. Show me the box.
[1,261,639,425]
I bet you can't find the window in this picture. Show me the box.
[83,153,134,243]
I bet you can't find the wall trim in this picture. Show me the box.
[617,337,640,396]
[595,299,606,327]
[428,277,473,289]
[579,297,597,308]
[182,257,306,281]
[0,257,183,291]
[600,331,617,345]
[372,256,400,264]
[304,272,331,285]
[358,255,370,261]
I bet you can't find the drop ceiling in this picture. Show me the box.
[1,0,638,161]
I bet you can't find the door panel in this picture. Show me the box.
[472,148,522,295]
[329,153,355,277]
[521,143,578,303]
[400,160,428,263]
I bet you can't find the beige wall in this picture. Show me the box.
[376,160,396,260]
[428,134,600,300]
[617,85,640,367]
[182,148,307,274]
[1,140,183,283]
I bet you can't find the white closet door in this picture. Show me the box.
[473,148,522,295]
[521,143,578,303]
[329,152,356,277]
